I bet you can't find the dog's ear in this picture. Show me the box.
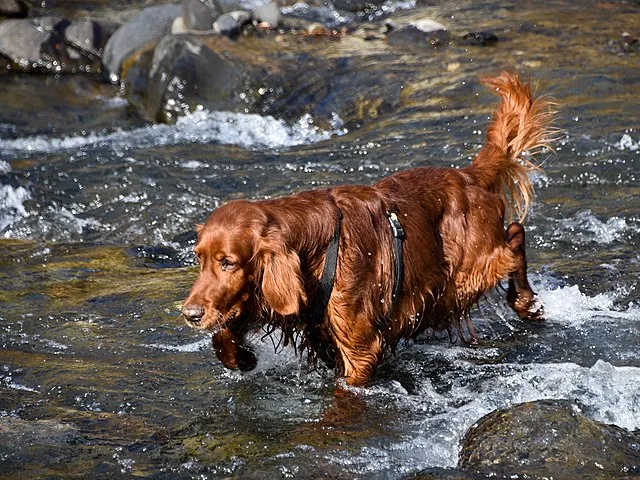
[259,237,307,316]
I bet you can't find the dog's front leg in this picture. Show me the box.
[212,327,257,371]
[505,222,544,321]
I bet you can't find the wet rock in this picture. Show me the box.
[0,416,83,468]
[181,0,221,31]
[0,18,61,70]
[0,0,28,18]
[461,31,498,46]
[619,33,639,53]
[102,3,181,82]
[213,10,252,37]
[0,16,103,72]
[128,34,249,123]
[331,0,387,13]
[386,19,449,49]
[252,1,281,27]
[281,2,355,29]
[458,400,640,479]
[64,19,118,59]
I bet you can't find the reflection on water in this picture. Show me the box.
[1,0,639,477]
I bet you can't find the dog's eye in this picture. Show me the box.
[220,258,236,271]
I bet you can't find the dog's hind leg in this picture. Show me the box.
[505,222,544,320]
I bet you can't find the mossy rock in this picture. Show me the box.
[458,399,640,479]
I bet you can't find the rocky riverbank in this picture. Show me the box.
[0,0,508,128]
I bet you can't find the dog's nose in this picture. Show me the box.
[182,304,205,322]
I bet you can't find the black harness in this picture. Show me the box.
[306,209,405,326]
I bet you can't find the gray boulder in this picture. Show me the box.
[0,16,114,72]
[213,10,252,37]
[252,1,280,26]
[102,3,181,82]
[128,34,250,122]
[0,17,71,71]
[181,0,222,31]
[459,400,640,479]
[0,0,28,18]
[64,19,118,59]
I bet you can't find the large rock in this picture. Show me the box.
[0,16,114,72]
[181,0,222,30]
[0,0,28,18]
[122,31,408,128]
[64,19,118,58]
[252,1,280,26]
[459,400,640,479]
[126,34,251,123]
[102,3,181,82]
[0,17,66,70]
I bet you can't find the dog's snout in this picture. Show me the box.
[182,304,205,322]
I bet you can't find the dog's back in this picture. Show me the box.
[373,72,555,343]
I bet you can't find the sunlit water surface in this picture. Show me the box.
[1,0,639,477]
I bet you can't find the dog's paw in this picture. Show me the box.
[212,330,258,371]
[509,292,544,321]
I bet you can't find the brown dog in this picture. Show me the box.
[182,72,554,386]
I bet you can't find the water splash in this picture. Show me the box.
[614,133,639,151]
[333,358,640,472]
[0,110,344,158]
[0,184,31,233]
[547,210,630,246]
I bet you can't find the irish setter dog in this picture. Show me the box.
[182,72,555,386]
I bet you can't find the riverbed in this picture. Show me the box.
[1,0,639,477]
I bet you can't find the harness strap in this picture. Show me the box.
[306,209,405,325]
[307,209,342,326]
[386,211,405,315]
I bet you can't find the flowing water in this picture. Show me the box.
[1,0,639,478]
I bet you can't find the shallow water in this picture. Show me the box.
[1,0,639,478]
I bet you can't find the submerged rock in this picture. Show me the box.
[0,416,83,470]
[102,3,181,82]
[461,31,498,46]
[458,399,640,479]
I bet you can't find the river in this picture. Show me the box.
[1,0,639,478]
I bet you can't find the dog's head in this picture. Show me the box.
[182,200,307,331]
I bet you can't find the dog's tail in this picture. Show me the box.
[467,72,556,221]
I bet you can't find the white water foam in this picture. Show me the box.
[143,337,211,353]
[537,281,639,324]
[0,110,344,157]
[334,358,640,473]
[0,184,31,233]
[614,133,639,151]
[548,210,631,245]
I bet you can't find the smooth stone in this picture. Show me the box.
[0,0,28,18]
[181,0,221,31]
[102,3,182,82]
[252,1,281,26]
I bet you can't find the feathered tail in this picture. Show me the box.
[467,72,556,221]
